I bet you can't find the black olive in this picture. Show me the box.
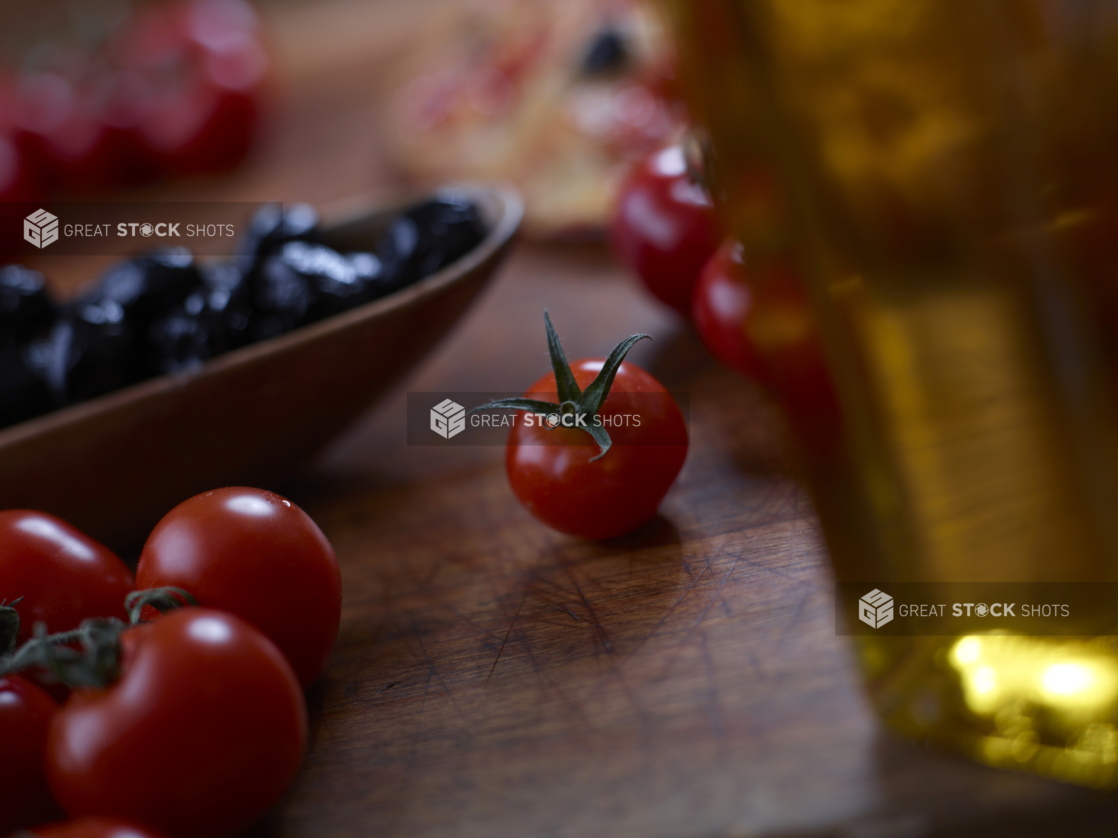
[84,248,202,331]
[239,202,320,270]
[46,299,142,405]
[375,197,486,290]
[374,215,420,290]
[0,341,54,429]
[8,198,489,409]
[580,28,628,76]
[0,265,56,346]
[250,247,318,341]
[149,307,212,375]
[271,241,389,324]
[199,262,253,352]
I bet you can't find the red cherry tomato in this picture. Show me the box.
[0,510,134,645]
[136,487,341,688]
[0,675,62,833]
[109,0,265,178]
[0,134,44,203]
[139,64,263,176]
[138,27,265,176]
[1,80,42,201]
[610,144,720,317]
[31,818,168,838]
[13,73,127,193]
[693,240,843,454]
[507,360,688,540]
[46,609,307,838]
[736,254,843,456]
[692,239,767,380]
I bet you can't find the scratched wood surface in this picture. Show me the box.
[21,0,1118,833]
[232,237,1118,838]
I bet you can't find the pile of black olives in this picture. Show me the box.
[0,197,487,430]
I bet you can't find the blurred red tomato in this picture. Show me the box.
[610,144,720,317]
[0,134,44,202]
[742,255,843,455]
[13,73,132,193]
[123,0,266,177]
[692,240,766,379]
[139,34,265,176]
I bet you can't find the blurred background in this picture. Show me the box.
[0,0,690,272]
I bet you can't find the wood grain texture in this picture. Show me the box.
[249,243,1118,838]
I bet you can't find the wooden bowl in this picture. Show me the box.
[0,184,523,549]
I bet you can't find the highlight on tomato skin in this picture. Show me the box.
[29,816,170,838]
[0,510,134,645]
[135,487,342,689]
[45,608,307,838]
[0,675,62,834]
[610,144,720,318]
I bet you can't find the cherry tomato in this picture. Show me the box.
[136,487,341,688]
[31,817,168,838]
[693,240,843,454]
[111,0,265,178]
[0,510,134,645]
[507,360,688,540]
[46,609,307,838]
[13,73,128,193]
[0,675,62,833]
[610,144,720,317]
[733,253,843,457]
[138,39,264,176]
[692,239,766,380]
[0,134,44,203]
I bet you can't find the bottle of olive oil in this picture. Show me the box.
[659,0,1118,787]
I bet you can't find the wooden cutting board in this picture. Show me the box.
[245,242,1118,838]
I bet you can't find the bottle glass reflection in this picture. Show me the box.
[659,0,1118,786]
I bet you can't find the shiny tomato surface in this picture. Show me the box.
[692,240,767,380]
[46,609,307,838]
[610,144,720,317]
[506,360,688,539]
[0,510,134,644]
[136,487,341,688]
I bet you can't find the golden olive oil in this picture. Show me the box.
[660,0,1118,786]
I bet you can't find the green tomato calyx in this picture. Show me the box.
[0,598,22,656]
[471,311,650,461]
[0,587,196,689]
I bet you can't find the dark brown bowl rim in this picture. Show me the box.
[0,182,524,448]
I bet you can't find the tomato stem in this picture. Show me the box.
[0,587,197,688]
[0,597,22,656]
[126,586,198,625]
[546,311,583,403]
[471,312,650,461]
[0,617,126,687]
